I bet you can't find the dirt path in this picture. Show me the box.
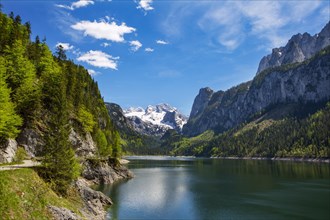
[0,160,41,171]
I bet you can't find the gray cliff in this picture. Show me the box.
[257,21,330,74]
[189,87,214,119]
[183,47,330,136]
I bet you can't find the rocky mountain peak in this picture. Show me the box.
[123,103,188,136]
[319,21,330,38]
[189,87,214,119]
[156,103,176,113]
[257,21,330,74]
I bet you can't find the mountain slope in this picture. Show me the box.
[183,22,330,137]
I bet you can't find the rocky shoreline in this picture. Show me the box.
[49,158,133,220]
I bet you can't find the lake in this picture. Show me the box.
[97,156,330,220]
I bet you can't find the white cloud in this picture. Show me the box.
[71,20,136,42]
[130,40,142,52]
[145,48,154,52]
[56,0,94,10]
[156,40,169,45]
[77,50,119,70]
[197,1,325,50]
[87,69,100,76]
[55,42,74,51]
[198,2,245,50]
[137,0,154,12]
[101,42,111,47]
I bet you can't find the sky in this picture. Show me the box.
[1,0,329,115]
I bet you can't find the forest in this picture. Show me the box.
[161,101,330,158]
[0,10,121,194]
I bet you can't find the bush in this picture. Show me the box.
[14,147,27,163]
[77,106,95,133]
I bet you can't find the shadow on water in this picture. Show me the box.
[96,157,330,220]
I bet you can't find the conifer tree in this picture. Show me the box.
[41,62,80,195]
[55,45,66,61]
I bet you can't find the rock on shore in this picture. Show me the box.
[82,158,134,185]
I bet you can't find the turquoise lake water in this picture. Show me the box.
[97,156,330,220]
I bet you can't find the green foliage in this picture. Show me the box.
[110,130,122,158]
[41,64,80,195]
[169,130,215,156]
[0,9,122,197]
[0,57,22,141]
[14,147,27,163]
[3,40,41,123]
[77,106,96,133]
[42,121,81,195]
[95,129,109,157]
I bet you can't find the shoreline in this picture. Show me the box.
[211,156,330,163]
[124,155,330,163]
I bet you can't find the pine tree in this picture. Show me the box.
[55,45,66,61]
[41,65,80,195]
[42,113,80,195]
[111,130,121,158]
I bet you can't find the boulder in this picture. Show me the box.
[0,139,18,163]
[75,178,112,220]
[48,205,80,220]
[82,159,134,185]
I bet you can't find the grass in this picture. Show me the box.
[0,168,85,220]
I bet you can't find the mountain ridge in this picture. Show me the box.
[257,21,330,74]
[124,103,188,136]
[183,22,330,137]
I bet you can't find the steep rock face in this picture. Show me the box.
[17,129,44,157]
[0,139,18,163]
[189,87,214,118]
[183,50,330,137]
[124,103,188,136]
[257,22,330,74]
[15,127,97,158]
[69,129,97,157]
[162,111,187,130]
[105,103,136,136]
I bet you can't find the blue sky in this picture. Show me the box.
[2,0,329,115]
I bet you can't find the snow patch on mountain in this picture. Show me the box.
[124,104,188,136]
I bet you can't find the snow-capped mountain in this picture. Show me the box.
[124,104,188,136]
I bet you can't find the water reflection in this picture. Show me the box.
[96,157,330,220]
